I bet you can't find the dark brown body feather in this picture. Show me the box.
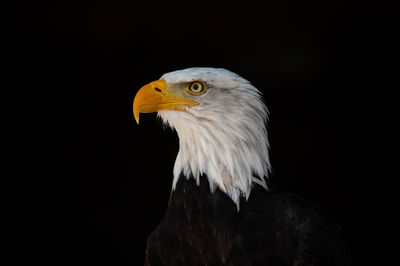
[145,175,351,266]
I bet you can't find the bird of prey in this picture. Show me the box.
[133,67,351,266]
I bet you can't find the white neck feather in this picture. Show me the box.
[158,68,271,210]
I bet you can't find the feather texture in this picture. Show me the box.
[145,175,351,266]
[158,68,270,209]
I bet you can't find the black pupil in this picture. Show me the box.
[193,84,199,91]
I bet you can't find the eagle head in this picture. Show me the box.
[133,67,271,209]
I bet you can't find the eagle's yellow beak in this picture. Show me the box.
[133,80,198,124]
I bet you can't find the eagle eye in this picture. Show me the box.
[187,81,206,95]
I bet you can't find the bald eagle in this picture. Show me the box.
[133,68,350,266]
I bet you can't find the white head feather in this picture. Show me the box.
[157,67,271,210]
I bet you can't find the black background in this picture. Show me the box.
[5,0,393,265]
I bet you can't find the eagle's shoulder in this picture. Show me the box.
[145,175,351,266]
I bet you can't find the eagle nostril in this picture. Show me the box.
[154,87,162,92]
